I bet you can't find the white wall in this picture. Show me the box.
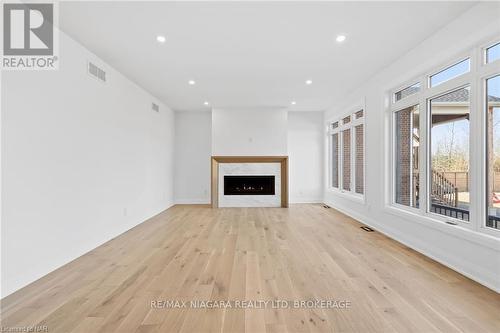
[212,108,288,156]
[175,110,324,204]
[288,112,323,203]
[1,31,175,297]
[174,111,212,204]
[323,3,500,292]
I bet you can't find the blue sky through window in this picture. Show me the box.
[487,43,500,63]
[430,59,470,87]
[488,74,500,100]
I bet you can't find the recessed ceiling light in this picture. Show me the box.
[305,79,312,85]
[336,35,346,43]
[204,101,209,106]
[291,101,296,105]
[156,35,166,43]
[188,80,196,85]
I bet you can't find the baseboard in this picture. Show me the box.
[323,200,500,294]
[174,198,211,205]
[290,198,323,204]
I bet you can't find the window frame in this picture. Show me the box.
[480,71,500,237]
[387,37,500,237]
[426,83,472,228]
[484,42,500,65]
[391,103,420,211]
[393,82,421,103]
[329,131,340,189]
[428,57,471,88]
[327,104,365,202]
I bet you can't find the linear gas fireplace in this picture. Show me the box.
[224,175,275,195]
[211,156,288,208]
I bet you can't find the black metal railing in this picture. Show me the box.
[430,204,500,230]
[487,215,500,230]
[430,203,469,221]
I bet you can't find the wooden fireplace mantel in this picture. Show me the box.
[211,156,288,208]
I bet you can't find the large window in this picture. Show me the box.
[342,128,351,191]
[355,123,364,194]
[331,132,339,188]
[486,75,500,230]
[389,38,500,237]
[429,87,470,221]
[394,105,420,208]
[328,109,364,197]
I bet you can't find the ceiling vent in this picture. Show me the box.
[88,61,106,82]
[152,103,160,112]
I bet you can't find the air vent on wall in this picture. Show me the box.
[152,103,160,112]
[88,61,106,82]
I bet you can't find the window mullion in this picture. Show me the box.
[351,123,355,193]
[420,94,428,216]
[470,48,481,231]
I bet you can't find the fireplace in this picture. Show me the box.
[211,156,288,208]
[224,175,275,195]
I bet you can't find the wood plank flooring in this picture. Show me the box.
[1,204,499,332]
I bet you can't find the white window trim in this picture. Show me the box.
[390,104,420,210]
[387,35,500,238]
[428,57,471,89]
[327,103,366,202]
[392,81,421,104]
[483,38,500,65]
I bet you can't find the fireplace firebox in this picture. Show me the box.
[224,175,275,195]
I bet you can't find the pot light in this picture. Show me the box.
[188,80,196,85]
[204,101,209,106]
[291,101,296,105]
[156,35,166,43]
[305,79,312,85]
[336,35,346,43]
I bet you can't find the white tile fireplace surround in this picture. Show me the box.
[218,163,281,207]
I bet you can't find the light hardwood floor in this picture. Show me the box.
[1,204,499,332]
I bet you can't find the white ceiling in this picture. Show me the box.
[59,1,476,111]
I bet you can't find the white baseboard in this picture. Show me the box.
[290,198,323,203]
[174,198,210,205]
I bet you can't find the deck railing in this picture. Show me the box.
[431,170,459,207]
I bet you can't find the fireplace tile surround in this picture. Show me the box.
[211,156,288,208]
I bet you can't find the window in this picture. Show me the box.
[486,43,500,64]
[394,83,421,102]
[342,128,351,191]
[328,109,364,197]
[430,58,470,87]
[486,75,500,230]
[429,87,470,221]
[355,124,364,194]
[389,43,500,236]
[394,105,420,208]
[331,133,339,188]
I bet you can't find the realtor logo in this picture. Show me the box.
[2,2,58,70]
